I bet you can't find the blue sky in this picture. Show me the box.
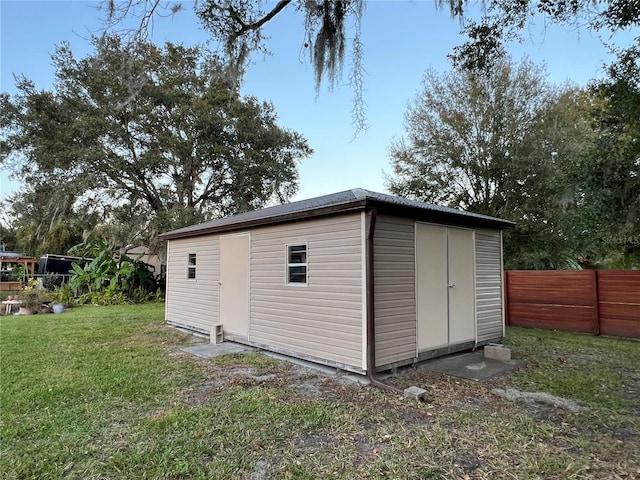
[0,1,634,203]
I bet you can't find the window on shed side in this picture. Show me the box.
[287,244,307,285]
[187,253,196,279]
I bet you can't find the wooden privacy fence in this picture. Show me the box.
[504,270,640,338]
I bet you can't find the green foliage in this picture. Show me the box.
[563,40,640,268]
[450,1,639,71]
[388,57,593,269]
[67,238,159,305]
[165,0,368,130]
[50,282,74,305]
[4,176,88,257]
[101,1,638,132]
[2,35,311,255]
[18,278,51,310]
[0,205,18,252]
[391,47,639,269]
[8,264,27,283]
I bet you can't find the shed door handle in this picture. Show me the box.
[448,283,455,288]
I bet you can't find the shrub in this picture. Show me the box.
[68,239,160,305]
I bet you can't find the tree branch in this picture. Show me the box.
[235,1,292,36]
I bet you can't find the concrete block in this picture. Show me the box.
[404,386,427,401]
[484,344,511,361]
[210,324,224,344]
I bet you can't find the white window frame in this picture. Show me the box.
[286,243,308,286]
[187,253,197,280]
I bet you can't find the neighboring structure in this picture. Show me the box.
[38,254,94,289]
[0,253,38,291]
[159,189,514,374]
[119,245,164,277]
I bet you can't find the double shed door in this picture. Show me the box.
[416,223,476,352]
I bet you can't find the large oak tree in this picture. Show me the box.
[1,36,311,255]
[387,57,596,269]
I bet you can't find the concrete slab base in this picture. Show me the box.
[418,351,523,382]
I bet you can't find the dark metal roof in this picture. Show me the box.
[159,188,515,240]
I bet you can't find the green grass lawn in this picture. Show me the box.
[1,305,638,479]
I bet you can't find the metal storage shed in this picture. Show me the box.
[159,188,514,376]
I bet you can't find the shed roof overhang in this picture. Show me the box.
[159,189,515,241]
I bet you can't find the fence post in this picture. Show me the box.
[592,270,600,336]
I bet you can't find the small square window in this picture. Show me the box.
[287,244,307,285]
[187,253,196,280]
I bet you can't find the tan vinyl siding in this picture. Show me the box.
[475,229,504,342]
[250,213,363,369]
[374,215,416,367]
[166,236,219,333]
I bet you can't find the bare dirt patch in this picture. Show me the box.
[491,386,583,412]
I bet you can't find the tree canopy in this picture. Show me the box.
[387,48,640,269]
[1,35,311,256]
[101,1,639,131]
[567,43,640,267]
[449,1,639,70]
[387,57,596,269]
